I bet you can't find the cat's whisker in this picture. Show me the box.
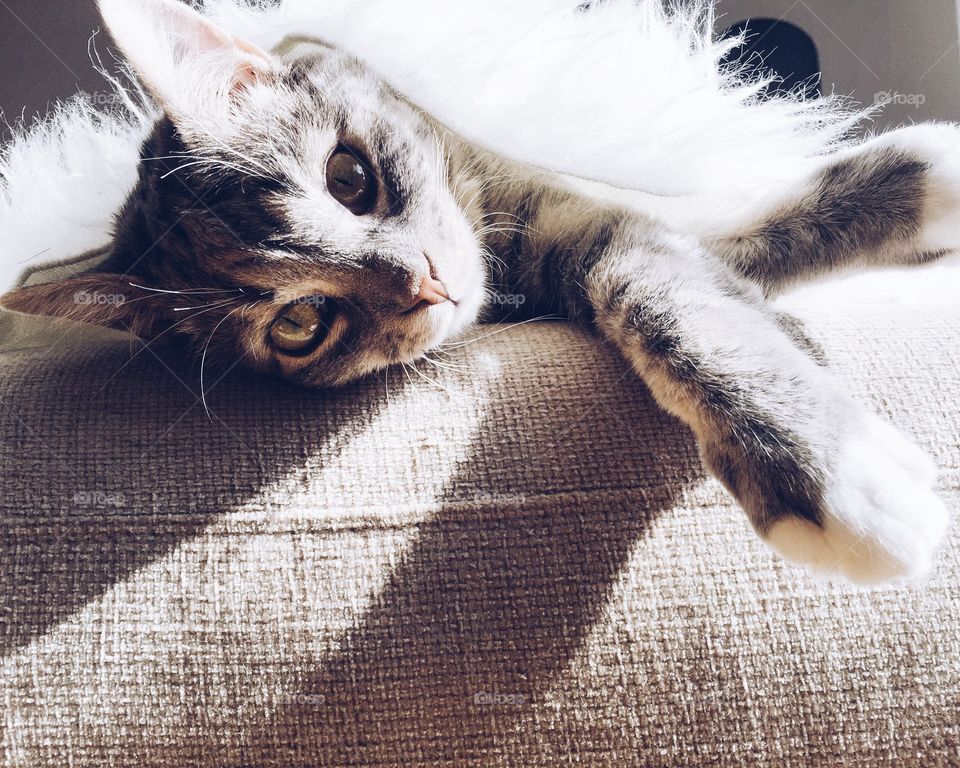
[423,354,469,373]
[452,162,480,199]
[482,244,507,263]
[474,211,539,239]
[399,361,418,392]
[442,315,564,350]
[239,299,263,323]
[461,175,496,215]
[403,359,478,401]
[458,171,518,220]
[475,210,525,223]
[432,127,448,202]
[128,282,243,296]
[431,347,463,361]
[449,161,477,202]
[474,220,527,234]
[142,153,265,180]
[474,224,530,240]
[96,299,245,395]
[161,159,257,180]
[200,134,277,180]
[199,305,245,419]
[405,359,528,404]
[173,297,243,312]
[479,246,508,278]
[475,226,523,239]
[401,349,554,405]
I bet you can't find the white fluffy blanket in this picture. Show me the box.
[1,0,957,305]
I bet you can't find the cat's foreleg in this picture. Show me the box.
[585,225,948,583]
[710,123,960,296]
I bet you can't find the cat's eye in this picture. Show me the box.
[326,147,378,215]
[270,301,329,355]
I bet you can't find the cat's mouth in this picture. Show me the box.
[402,291,460,316]
[401,260,462,316]
[403,299,457,316]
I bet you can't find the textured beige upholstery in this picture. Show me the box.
[1,306,958,767]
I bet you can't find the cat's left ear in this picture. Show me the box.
[97,0,274,123]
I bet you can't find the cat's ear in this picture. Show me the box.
[1,275,171,339]
[97,0,274,122]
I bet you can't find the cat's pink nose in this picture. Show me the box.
[417,274,450,305]
[403,274,450,313]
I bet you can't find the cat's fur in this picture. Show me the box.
[1,0,953,584]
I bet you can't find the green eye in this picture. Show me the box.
[270,301,328,354]
[326,146,378,215]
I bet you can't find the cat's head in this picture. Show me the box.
[1,0,488,387]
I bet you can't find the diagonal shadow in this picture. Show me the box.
[220,342,703,765]
[0,337,391,653]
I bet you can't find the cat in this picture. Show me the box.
[1,0,953,584]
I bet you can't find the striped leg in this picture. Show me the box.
[712,124,960,296]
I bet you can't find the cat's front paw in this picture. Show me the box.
[765,414,949,585]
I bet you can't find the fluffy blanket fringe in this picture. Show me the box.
[0,0,865,292]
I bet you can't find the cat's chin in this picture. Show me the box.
[413,295,482,355]
[421,275,487,347]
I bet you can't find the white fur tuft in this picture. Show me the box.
[203,0,863,196]
[0,77,154,292]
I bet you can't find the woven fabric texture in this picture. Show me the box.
[1,308,958,767]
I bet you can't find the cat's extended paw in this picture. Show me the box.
[765,414,949,585]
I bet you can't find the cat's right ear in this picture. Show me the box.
[97,0,275,125]
[1,274,172,340]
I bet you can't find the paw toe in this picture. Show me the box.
[764,419,949,585]
[766,499,946,586]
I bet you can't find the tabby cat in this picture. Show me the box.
[3,0,953,583]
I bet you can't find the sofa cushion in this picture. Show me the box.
[1,307,958,766]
